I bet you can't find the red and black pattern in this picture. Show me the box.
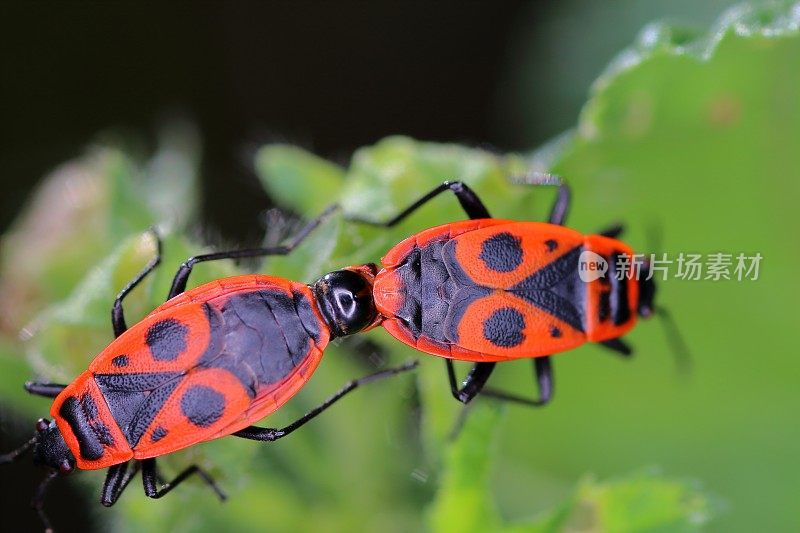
[51,278,330,469]
[375,221,605,362]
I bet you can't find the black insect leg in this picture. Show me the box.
[479,357,554,407]
[548,182,571,225]
[233,361,418,442]
[31,470,58,533]
[600,337,633,357]
[167,205,337,299]
[351,181,492,225]
[598,224,625,238]
[140,458,226,501]
[100,461,142,507]
[23,382,66,398]
[446,360,496,404]
[112,228,163,337]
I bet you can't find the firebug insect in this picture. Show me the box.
[361,180,678,405]
[0,207,416,531]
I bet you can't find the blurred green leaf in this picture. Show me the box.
[427,403,504,533]
[255,144,346,214]
[427,403,712,533]
[517,471,712,533]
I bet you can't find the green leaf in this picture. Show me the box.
[427,403,504,533]
[427,407,712,533]
[518,471,713,533]
[255,144,346,214]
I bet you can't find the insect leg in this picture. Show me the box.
[446,360,496,404]
[100,461,141,507]
[140,458,226,501]
[548,182,571,225]
[112,228,163,337]
[31,470,58,533]
[233,360,418,442]
[598,223,625,238]
[23,382,67,398]
[600,337,633,357]
[166,205,337,299]
[480,357,554,407]
[350,180,492,225]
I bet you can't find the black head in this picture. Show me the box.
[637,258,656,318]
[313,266,378,337]
[32,418,75,475]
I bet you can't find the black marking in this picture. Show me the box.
[292,290,322,343]
[389,237,591,351]
[199,289,320,397]
[96,372,183,392]
[181,385,224,427]
[393,239,485,347]
[545,239,558,252]
[599,290,611,322]
[151,426,168,443]
[610,252,632,326]
[146,318,188,361]
[93,422,114,446]
[550,325,562,338]
[111,355,129,368]
[483,307,525,348]
[58,394,112,461]
[479,232,523,273]
[96,372,183,448]
[82,393,99,419]
[510,246,585,332]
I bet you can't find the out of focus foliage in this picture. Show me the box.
[2,2,799,531]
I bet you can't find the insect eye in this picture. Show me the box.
[58,459,74,475]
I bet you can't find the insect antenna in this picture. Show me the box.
[0,435,37,464]
[656,305,692,374]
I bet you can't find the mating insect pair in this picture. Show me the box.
[1,180,666,530]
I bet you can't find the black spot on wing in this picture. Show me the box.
[146,318,188,361]
[150,426,168,443]
[545,239,558,252]
[479,232,523,273]
[550,325,562,338]
[483,307,525,348]
[111,355,129,367]
[180,385,225,427]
